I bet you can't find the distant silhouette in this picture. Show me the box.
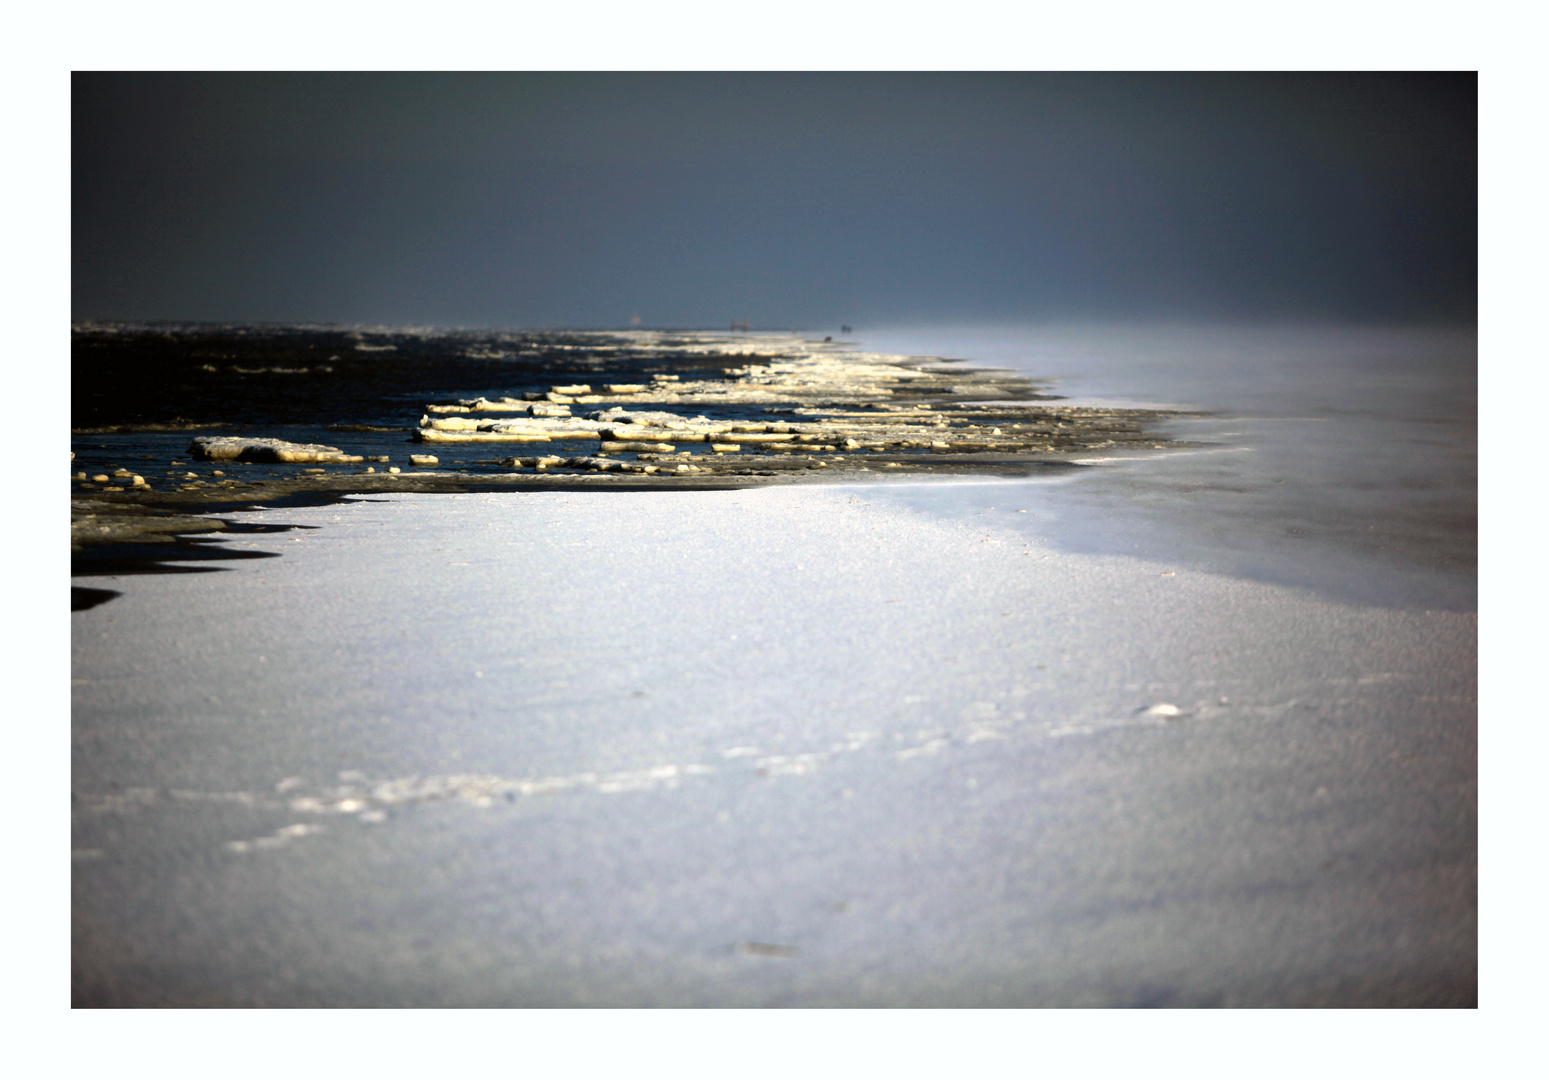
[823,336,832,342]
[841,325,852,334]
[731,318,750,332]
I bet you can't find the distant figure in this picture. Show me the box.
[731,318,750,332]
[823,336,832,343]
[630,313,641,326]
[841,325,852,334]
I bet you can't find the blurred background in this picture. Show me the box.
[71,72,1475,329]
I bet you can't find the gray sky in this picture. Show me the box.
[72,72,1475,328]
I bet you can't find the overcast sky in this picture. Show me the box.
[72,72,1475,329]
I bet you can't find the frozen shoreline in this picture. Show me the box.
[72,481,1476,1006]
[865,324,1476,610]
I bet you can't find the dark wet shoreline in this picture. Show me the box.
[70,459,1092,579]
[71,323,1061,432]
[72,325,1203,577]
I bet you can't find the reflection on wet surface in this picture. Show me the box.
[863,325,1476,611]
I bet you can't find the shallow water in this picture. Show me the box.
[68,325,843,481]
[861,325,1476,611]
[71,322,1477,611]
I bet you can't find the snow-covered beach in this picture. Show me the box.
[71,325,1476,1006]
